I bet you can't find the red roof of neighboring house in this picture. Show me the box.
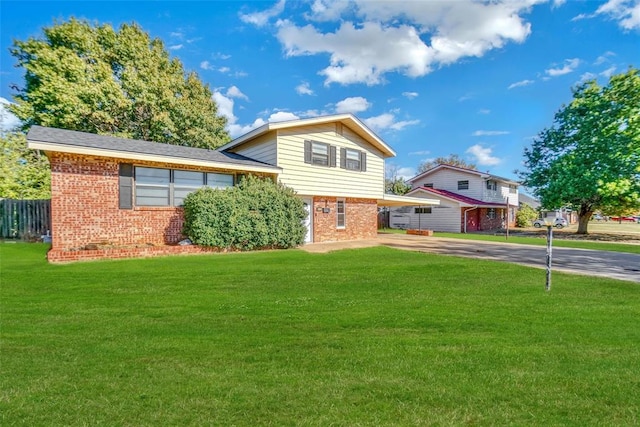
[409,187,517,208]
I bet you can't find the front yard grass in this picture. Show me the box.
[2,243,639,425]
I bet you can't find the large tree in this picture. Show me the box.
[417,154,476,174]
[385,164,410,195]
[10,18,230,148]
[519,68,640,234]
[0,131,50,199]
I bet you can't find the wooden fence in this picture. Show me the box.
[0,199,51,239]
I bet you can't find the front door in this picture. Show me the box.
[302,198,313,243]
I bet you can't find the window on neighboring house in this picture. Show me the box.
[424,183,434,188]
[487,208,497,219]
[415,207,432,214]
[340,148,367,171]
[509,184,517,194]
[486,180,497,191]
[133,166,234,207]
[336,199,346,229]
[458,180,469,190]
[304,140,336,167]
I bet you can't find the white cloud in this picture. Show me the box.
[595,0,640,30]
[595,51,616,65]
[0,97,21,132]
[363,113,419,133]
[508,79,534,89]
[409,150,431,156]
[478,109,491,115]
[212,91,236,125]
[335,96,371,114]
[268,111,300,122]
[472,130,510,136]
[579,72,597,82]
[545,58,580,77]
[402,91,419,100]
[600,66,617,78]
[200,61,215,71]
[296,82,315,95]
[240,0,286,27]
[169,44,183,50]
[396,167,416,181]
[219,67,231,73]
[270,0,538,86]
[226,86,249,101]
[465,144,502,166]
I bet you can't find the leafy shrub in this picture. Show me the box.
[516,203,538,228]
[182,175,307,250]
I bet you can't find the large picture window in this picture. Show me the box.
[133,166,234,207]
[135,167,171,206]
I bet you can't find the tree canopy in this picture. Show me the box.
[10,18,230,149]
[384,164,410,195]
[0,131,50,199]
[518,68,640,234]
[417,154,476,174]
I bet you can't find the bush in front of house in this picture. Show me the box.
[516,203,538,228]
[182,175,307,250]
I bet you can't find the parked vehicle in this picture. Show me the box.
[609,216,638,223]
[533,217,568,228]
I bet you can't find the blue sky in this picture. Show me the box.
[1,0,639,181]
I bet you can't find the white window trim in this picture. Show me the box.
[336,198,346,229]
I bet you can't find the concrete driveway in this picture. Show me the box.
[303,233,640,283]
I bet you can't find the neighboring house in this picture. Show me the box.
[390,164,519,233]
[27,114,436,262]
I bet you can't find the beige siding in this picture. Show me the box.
[232,132,277,165]
[275,123,385,199]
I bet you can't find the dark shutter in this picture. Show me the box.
[360,152,367,172]
[330,146,337,167]
[119,163,133,209]
[304,140,312,164]
[339,148,346,169]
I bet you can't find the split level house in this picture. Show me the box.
[27,114,437,262]
[390,164,519,233]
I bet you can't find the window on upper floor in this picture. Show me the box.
[486,180,497,191]
[415,207,432,214]
[304,140,336,167]
[509,184,517,194]
[424,183,434,188]
[458,180,469,190]
[340,148,367,172]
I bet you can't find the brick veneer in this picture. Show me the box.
[460,207,516,233]
[46,153,379,262]
[311,196,377,242]
[47,153,244,262]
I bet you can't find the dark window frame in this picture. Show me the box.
[457,180,469,190]
[415,207,432,214]
[130,166,234,208]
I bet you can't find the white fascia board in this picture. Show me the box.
[378,194,440,207]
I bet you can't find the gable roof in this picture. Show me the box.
[218,114,396,158]
[408,164,519,186]
[27,126,281,174]
[408,187,517,208]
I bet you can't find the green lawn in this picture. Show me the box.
[2,243,640,425]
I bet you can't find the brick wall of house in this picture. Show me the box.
[311,196,377,242]
[46,153,378,262]
[48,153,190,254]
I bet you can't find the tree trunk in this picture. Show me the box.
[576,212,592,234]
